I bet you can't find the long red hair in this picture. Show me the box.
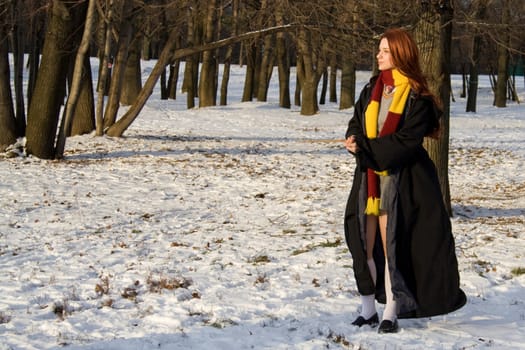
[381,28,431,97]
[380,28,442,137]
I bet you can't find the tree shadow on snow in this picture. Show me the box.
[452,204,525,219]
[66,134,346,161]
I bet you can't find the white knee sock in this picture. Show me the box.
[359,259,377,319]
[383,259,398,321]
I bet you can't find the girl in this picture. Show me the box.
[344,28,466,333]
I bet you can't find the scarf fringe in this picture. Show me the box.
[364,197,381,216]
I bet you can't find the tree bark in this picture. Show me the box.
[415,0,453,215]
[242,43,256,102]
[183,4,196,108]
[121,36,143,106]
[256,33,275,102]
[95,0,115,136]
[0,6,17,151]
[220,0,239,106]
[55,0,96,158]
[275,3,290,109]
[70,56,96,136]
[339,56,355,110]
[494,0,510,107]
[27,13,44,111]
[319,68,328,105]
[329,53,337,103]
[297,28,325,115]
[168,60,181,100]
[466,6,486,114]
[25,0,78,159]
[11,0,26,137]
[295,55,303,107]
[198,0,217,107]
[339,2,357,110]
[466,0,489,112]
[103,1,133,128]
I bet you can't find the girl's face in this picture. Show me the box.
[376,38,395,71]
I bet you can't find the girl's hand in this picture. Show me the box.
[345,135,359,153]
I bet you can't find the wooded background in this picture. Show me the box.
[0,0,523,163]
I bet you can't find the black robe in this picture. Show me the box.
[344,77,466,318]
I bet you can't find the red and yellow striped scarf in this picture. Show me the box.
[364,68,411,216]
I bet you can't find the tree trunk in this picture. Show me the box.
[26,0,78,159]
[11,0,26,137]
[415,0,453,215]
[95,0,115,136]
[183,5,196,108]
[494,0,510,107]
[319,68,328,105]
[257,33,275,102]
[27,8,45,111]
[297,28,324,115]
[168,61,181,100]
[339,55,355,109]
[466,0,488,112]
[295,55,303,107]
[103,1,133,128]
[340,2,357,110]
[70,56,96,136]
[494,45,509,108]
[220,0,238,106]
[121,37,143,106]
[0,8,17,151]
[466,23,484,112]
[275,4,290,109]
[106,28,180,137]
[198,0,217,107]
[160,67,168,100]
[329,53,337,103]
[220,41,233,105]
[242,43,256,102]
[55,0,95,158]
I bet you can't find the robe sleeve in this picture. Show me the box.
[354,96,435,172]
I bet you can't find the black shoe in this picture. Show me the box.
[378,319,399,333]
[351,313,379,327]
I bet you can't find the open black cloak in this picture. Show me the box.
[344,77,466,318]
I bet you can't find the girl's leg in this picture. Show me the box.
[379,212,398,329]
[365,215,378,283]
[356,215,378,321]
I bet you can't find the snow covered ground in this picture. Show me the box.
[1,63,524,350]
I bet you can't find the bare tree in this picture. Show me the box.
[183,2,197,108]
[55,0,97,158]
[255,0,275,102]
[339,1,359,110]
[198,0,218,107]
[103,0,134,128]
[10,0,28,136]
[494,0,511,107]
[121,35,143,105]
[220,0,239,106]
[95,0,117,135]
[415,0,454,215]
[275,1,291,108]
[465,0,490,113]
[25,0,83,159]
[0,1,17,151]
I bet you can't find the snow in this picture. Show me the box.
[1,62,524,350]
